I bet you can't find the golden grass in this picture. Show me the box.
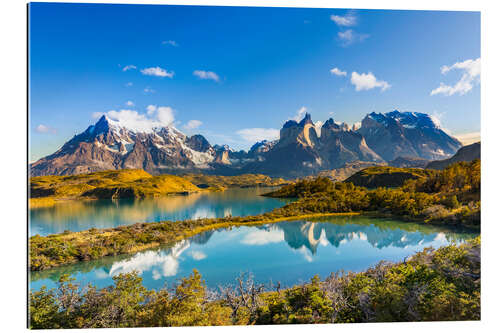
[29,197,59,208]
[30,169,204,202]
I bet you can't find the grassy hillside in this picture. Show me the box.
[182,173,289,190]
[314,161,386,182]
[265,160,480,229]
[344,166,437,188]
[30,169,203,204]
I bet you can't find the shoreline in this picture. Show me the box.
[29,185,286,209]
[29,212,359,271]
[29,209,479,273]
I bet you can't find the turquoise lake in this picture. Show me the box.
[30,216,477,291]
[29,187,292,236]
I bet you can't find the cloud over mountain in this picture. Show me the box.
[431,58,480,96]
[93,106,175,133]
[351,72,390,91]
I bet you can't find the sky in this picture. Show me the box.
[29,3,480,162]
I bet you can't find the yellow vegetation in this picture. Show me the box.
[30,169,203,204]
[182,173,289,189]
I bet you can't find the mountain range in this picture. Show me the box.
[30,110,464,178]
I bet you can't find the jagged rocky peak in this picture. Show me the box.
[322,118,341,130]
[298,112,313,126]
[213,144,231,152]
[214,146,231,165]
[385,110,440,129]
[31,109,465,178]
[362,110,440,130]
[92,115,112,133]
[249,140,276,155]
[185,134,212,153]
[320,118,341,140]
[279,113,319,148]
[318,117,383,167]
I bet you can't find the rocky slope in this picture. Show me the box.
[243,114,384,177]
[388,156,429,168]
[30,115,227,176]
[426,142,480,170]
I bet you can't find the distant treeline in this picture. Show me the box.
[266,160,480,228]
[29,238,480,328]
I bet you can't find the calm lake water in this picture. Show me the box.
[30,216,478,291]
[29,187,292,236]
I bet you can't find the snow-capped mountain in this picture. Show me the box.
[241,113,383,177]
[30,110,464,177]
[356,110,462,161]
[30,115,221,176]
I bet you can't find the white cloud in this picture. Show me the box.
[193,70,220,82]
[122,65,137,72]
[184,119,202,130]
[291,106,308,121]
[162,40,178,47]
[125,82,133,87]
[330,13,357,26]
[241,229,284,245]
[143,87,156,94]
[100,105,175,132]
[156,106,175,125]
[109,241,189,279]
[125,100,134,107]
[189,250,207,260]
[35,124,56,134]
[296,246,313,262]
[236,128,280,143]
[146,104,157,115]
[429,111,445,129]
[430,58,481,96]
[337,29,369,46]
[338,30,354,42]
[92,112,104,119]
[454,131,481,145]
[141,66,174,78]
[350,71,391,92]
[330,67,347,76]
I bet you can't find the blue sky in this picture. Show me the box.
[29,3,480,161]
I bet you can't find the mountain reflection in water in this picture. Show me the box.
[30,217,477,290]
[29,187,292,236]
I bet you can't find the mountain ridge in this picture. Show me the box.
[30,111,464,178]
